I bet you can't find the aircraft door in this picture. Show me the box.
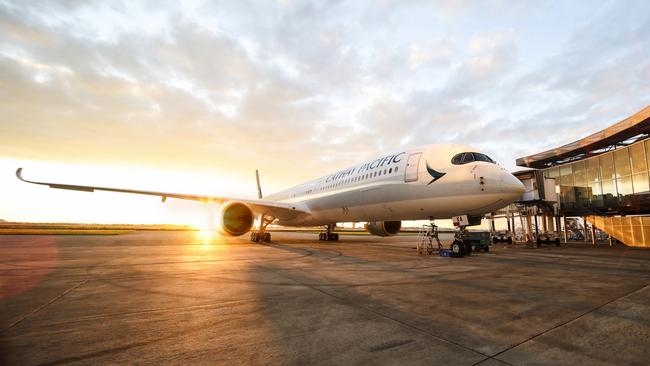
[404,152,421,182]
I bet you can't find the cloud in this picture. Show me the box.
[0,0,649,184]
[407,38,455,69]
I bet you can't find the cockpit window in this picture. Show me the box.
[474,153,495,163]
[451,152,496,165]
[451,153,464,165]
[461,152,475,164]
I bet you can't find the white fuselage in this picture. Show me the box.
[264,144,525,226]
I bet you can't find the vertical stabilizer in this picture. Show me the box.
[255,169,263,199]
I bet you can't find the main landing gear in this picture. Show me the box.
[450,226,472,256]
[250,231,271,242]
[250,214,275,243]
[318,224,339,241]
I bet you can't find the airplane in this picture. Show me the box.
[16,143,525,254]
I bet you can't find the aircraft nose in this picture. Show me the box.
[501,171,525,196]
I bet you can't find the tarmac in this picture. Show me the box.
[1,231,649,365]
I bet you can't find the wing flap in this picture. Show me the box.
[49,184,95,192]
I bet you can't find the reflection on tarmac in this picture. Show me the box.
[1,231,649,365]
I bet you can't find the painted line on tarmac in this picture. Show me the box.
[5,279,89,331]
[480,283,650,365]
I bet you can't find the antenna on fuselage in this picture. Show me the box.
[255,169,263,199]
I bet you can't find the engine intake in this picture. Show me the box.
[365,221,401,236]
[218,202,254,236]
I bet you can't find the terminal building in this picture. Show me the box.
[514,105,650,247]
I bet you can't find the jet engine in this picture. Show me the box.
[365,221,401,236]
[217,202,255,236]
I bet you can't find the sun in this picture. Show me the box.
[189,202,224,242]
[195,228,219,243]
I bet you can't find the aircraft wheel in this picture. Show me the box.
[250,232,259,242]
[507,237,512,244]
[451,241,462,255]
[463,243,472,255]
[318,233,324,241]
[263,233,271,242]
[333,233,339,241]
[484,246,490,252]
[555,238,560,246]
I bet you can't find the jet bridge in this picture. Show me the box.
[490,170,562,244]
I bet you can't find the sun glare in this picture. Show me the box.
[191,202,223,246]
[195,229,219,245]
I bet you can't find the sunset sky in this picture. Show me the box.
[1,0,649,225]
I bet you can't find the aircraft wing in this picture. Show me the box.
[16,168,308,220]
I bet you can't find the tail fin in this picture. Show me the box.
[255,169,263,199]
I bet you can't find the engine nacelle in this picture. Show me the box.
[365,221,401,236]
[217,202,254,236]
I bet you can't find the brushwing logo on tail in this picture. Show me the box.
[426,162,446,185]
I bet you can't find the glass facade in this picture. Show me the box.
[543,139,650,214]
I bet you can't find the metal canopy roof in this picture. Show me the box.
[516,105,650,169]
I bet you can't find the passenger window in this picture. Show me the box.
[395,167,398,172]
[389,168,392,174]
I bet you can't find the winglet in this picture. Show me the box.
[16,167,25,181]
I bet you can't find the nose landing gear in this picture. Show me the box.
[451,227,472,256]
